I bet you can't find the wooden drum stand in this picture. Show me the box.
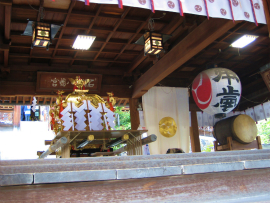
[214,136,262,151]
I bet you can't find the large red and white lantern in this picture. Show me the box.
[192,68,241,115]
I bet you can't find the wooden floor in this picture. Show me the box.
[1,168,270,202]
[1,149,270,202]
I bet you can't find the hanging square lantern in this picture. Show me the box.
[32,22,51,50]
[144,31,164,55]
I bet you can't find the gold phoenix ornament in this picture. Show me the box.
[69,76,90,90]
[159,117,177,138]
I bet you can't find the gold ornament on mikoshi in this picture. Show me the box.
[159,117,177,138]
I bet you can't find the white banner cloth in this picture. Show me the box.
[142,86,189,154]
[78,0,266,24]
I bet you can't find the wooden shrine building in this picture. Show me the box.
[1,0,270,201]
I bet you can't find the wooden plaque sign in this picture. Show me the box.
[260,69,270,92]
[36,72,102,93]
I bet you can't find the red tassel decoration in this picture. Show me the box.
[178,0,184,16]
[150,0,155,13]
[118,0,123,9]
[250,0,258,26]
[228,0,235,23]
[59,101,63,118]
[203,0,209,20]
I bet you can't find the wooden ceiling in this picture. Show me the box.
[0,0,270,110]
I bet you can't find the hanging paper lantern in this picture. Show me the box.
[192,68,241,116]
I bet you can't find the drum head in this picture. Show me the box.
[233,115,257,144]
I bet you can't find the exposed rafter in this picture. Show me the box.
[4,3,11,68]
[132,18,238,98]
[50,0,77,65]
[69,4,104,66]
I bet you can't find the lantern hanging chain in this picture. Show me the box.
[148,19,155,31]
[27,0,45,20]
[40,7,46,20]
[27,0,39,11]
[40,0,45,21]
[148,13,166,31]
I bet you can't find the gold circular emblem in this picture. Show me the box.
[159,117,177,138]
[122,134,129,140]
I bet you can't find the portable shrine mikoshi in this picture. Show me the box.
[39,76,153,158]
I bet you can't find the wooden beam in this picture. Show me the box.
[10,32,134,45]
[181,21,246,70]
[126,52,145,74]
[5,5,11,40]
[43,97,46,105]
[6,64,126,76]
[0,82,132,98]
[4,5,11,68]
[132,18,237,98]
[11,5,172,24]
[129,98,140,130]
[23,96,25,104]
[190,110,201,152]
[16,96,18,104]
[10,44,140,55]
[9,53,131,63]
[123,99,128,106]
[9,97,11,103]
[262,0,270,38]
[0,0,11,5]
[51,0,76,63]
[117,99,122,106]
[0,44,9,51]
[113,12,153,62]
[4,51,9,67]
[11,21,146,36]
[93,7,131,61]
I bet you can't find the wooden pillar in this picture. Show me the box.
[190,110,201,152]
[129,98,140,130]
[61,136,70,158]
[13,105,21,129]
[262,0,270,37]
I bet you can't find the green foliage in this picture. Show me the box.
[204,143,214,152]
[114,107,131,130]
[112,107,131,151]
[257,120,270,144]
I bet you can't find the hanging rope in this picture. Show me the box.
[241,96,268,104]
